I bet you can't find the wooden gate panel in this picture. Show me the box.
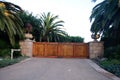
[62,44,73,57]
[75,44,88,58]
[33,42,88,58]
[57,44,64,57]
[44,43,58,57]
[37,44,44,56]
[33,43,45,57]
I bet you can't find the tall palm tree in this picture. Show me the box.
[90,0,119,35]
[90,0,120,46]
[92,0,120,7]
[39,12,68,42]
[0,1,23,46]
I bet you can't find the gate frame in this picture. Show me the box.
[19,40,104,59]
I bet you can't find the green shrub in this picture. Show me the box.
[0,39,10,49]
[69,36,84,43]
[0,59,18,68]
[100,59,120,77]
[104,45,120,59]
[13,51,22,58]
[0,49,11,58]
[100,59,120,66]
[0,57,28,68]
[103,64,120,77]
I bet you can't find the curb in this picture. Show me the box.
[87,59,120,80]
[19,57,32,63]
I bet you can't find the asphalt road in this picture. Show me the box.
[0,58,114,80]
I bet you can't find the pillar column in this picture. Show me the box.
[89,41,104,59]
[19,39,33,57]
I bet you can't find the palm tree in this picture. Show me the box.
[92,0,120,7]
[90,0,120,35]
[39,12,68,42]
[90,0,120,46]
[0,1,23,46]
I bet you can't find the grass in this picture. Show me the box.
[0,57,28,68]
[100,59,120,77]
[100,59,120,66]
[93,58,120,77]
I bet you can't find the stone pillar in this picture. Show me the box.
[89,41,104,59]
[19,39,33,57]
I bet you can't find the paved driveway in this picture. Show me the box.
[0,58,118,80]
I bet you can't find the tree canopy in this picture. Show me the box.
[19,11,41,41]
[39,12,68,42]
[90,0,120,47]
[0,1,24,46]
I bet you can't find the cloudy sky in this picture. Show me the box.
[5,0,102,42]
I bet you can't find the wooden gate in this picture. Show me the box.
[33,42,89,58]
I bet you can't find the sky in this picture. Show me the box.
[5,0,102,42]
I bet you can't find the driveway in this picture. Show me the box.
[0,58,119,80]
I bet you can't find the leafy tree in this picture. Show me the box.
[0,1,23,46]
[39,12,68,42]
[19,11,41,41]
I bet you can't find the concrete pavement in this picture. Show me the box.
[0,58,119,80]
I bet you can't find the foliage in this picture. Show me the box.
[19,11,84,43]
[100,59,120,65]
[69,36,84,43]
[0,59,18,68]
[0,49,10,58]
[0,39,21,58]
[0,57,28,68]
[90,0,120,41]
[90,0,120,49]
[100,59,120,77]
[0,1,24,46]
[104,45,120,59]
[92,58,120,77]
[101,26,120,48]
[19,11,41,41]
[90,0,119,34]
[0,39,10,49]
[103,64,120,77]
[39,12,68,42]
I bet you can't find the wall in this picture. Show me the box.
[19,39,33,57]
[89,41,104,58]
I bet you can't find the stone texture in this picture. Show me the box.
[89,41,104,59]
[19,39,33,57]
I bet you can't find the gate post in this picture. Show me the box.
[89,41,104,59]
[19,39,33,57]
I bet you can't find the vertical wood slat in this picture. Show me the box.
[32,42,88,58]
